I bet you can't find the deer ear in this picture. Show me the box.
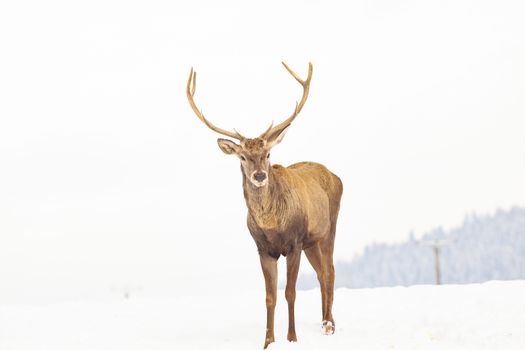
[267,125,290,148]
[217,138,240,155]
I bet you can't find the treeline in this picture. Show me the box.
[298,207,525,289]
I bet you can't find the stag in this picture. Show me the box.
[186,62,343,348]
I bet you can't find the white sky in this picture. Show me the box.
[1,0,524,301]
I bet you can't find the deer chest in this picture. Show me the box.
[247,214,307,258]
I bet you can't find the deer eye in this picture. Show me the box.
[267,153,270,159]
[240,155,246,161]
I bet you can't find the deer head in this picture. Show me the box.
[186,62,312,188]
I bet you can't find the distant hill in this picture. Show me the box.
[298,207,525,289]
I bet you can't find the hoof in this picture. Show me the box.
[322,320,335,335]
[263,328,274,349]
[263,337,274,349]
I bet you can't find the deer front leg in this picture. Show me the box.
[285,249,301,342]
[259,253,278,349]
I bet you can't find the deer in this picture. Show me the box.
[186,62,343,348]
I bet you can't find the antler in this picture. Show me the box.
[260,62,313,140]
[187,68,245,141]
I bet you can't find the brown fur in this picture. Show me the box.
[186,62,342,348]
[235,138,343,348]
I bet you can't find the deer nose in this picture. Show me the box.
[254,172,267,183]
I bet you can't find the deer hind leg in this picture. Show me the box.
[304,243,333,334]
[285,249,301,342]
[320,223,337,334]
[321,193,341,335]
[259,253,278,349]
[321,242,335,335]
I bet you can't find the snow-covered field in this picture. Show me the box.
[1,281,524,350]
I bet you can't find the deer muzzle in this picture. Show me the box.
[251,171,268,187]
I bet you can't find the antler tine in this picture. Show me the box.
[186,68,244,141]
[260,62,313,139]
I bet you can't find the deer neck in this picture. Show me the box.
[242,168,286,230]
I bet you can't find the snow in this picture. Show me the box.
[1,281,524,349]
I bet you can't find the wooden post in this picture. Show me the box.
[420,239,451,285]
[433,245,441,285]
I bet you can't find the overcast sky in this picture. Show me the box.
[1,0,524,302]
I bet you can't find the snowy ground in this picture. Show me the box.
[1,281,524,350]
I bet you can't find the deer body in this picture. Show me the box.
[245,162,341,258]
[186,63,343,348]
